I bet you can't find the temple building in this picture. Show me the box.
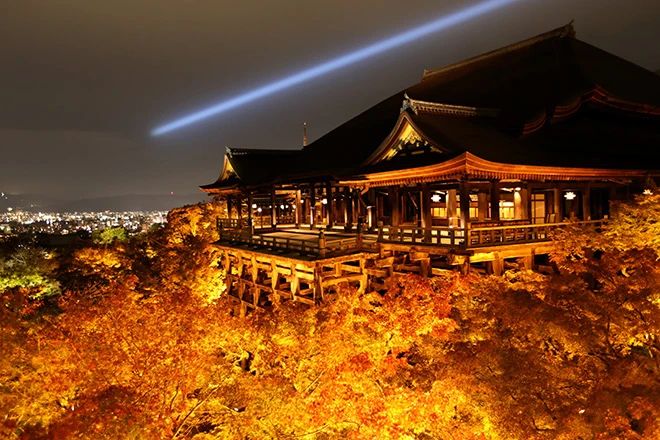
[201,24,660,313]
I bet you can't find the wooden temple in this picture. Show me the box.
[201,24,660,313]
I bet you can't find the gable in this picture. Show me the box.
[364,112,446,166]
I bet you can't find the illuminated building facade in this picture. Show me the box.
[202,25,659,313]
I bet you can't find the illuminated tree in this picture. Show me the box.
[0,247,60,300]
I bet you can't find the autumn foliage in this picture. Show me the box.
[1,196,659,439]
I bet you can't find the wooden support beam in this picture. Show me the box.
[309,183,316,228]
[514,187,529,220]
[236,195,243,219]
[447,189,457,226]
[352,189,359,226]
[344,187,353,229]
[294,189,302,227]
[247,192,253,223]
[391,186,400,227]
[490,181,500,221]
[492,253,504,276]
[420,185,432,242]
[366,188,376,229]
[326,182,334,228]
[459,182,470,229]
[582,184,591,220]
[552,188,562,221]
[477,192,487,221]
[270,188,277,228]
[227,197,234,219]
[520,187,530,220]
[522,249,535,271]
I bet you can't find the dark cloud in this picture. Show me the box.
[1,0,658,198]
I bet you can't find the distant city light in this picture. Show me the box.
[564,191,576,201]
[643,188,653,195]
[431,194,442,203]
[251,203,258,209]
[0,210,168,237]
[151,0,521,135]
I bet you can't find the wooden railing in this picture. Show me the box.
[376,220,606,248]
[377,225,466,247]
[218,228,360,257]
[276,214,296,225]
[217,217,607,256]
[217,217,245,230]
[218,215,296,230]
[468,219,606,247]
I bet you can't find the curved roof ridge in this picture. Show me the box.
[403,94,500,117]
[227,147,302,157]
[421,22,575,81]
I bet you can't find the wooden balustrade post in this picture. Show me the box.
[318,229,327,258]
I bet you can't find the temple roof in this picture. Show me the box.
[202,24,660,192]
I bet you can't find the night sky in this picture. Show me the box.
[1,0,658,202]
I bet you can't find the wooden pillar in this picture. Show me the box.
[326,182,334,228]
[352,189,359,226]
[376,190,384,224]
[489,182,500,221]
[420,185,432,241]
[390,187,400,227]
[236,196,243,219]
[492,253,504,276]
[608,186,617,218]
[341,188,352,225]
[309,184,316,227]
[294,189,302,227]
[459,183,470,229]
[270,188,277,227]
[514,187,529,220]
[552,188,562,222]
[520,187,529,220]
[367,188,376,229]
[477,192,487,221]
[582,184,591,220]
[227,197,234,219]
[247,193,253,223]
[447,189,457,226]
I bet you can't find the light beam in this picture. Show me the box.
[152,0,522,136]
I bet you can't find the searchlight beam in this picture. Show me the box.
[152,0,521,136]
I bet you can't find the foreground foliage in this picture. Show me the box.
[1,197,659,439]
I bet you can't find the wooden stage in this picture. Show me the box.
[214,220,605,314]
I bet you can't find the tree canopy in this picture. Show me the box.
[1,195,658,439]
